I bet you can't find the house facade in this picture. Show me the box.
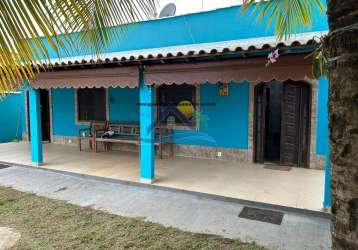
[26,74,329,169]
[20,2,330,205]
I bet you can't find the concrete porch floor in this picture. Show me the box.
[0,142,325,211]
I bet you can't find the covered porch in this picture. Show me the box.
[18,34,332,213]
[0,142,325,211]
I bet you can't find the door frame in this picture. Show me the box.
[253,81,312,167]
[26,89,52,143]
[253,82,267,163]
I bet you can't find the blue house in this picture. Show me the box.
[1,2,331,210]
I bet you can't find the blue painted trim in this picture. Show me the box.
[139,69,155,180]
[28,89,43,164]
[323,143,331,208]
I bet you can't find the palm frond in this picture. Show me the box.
[242,0,325,41]
[0,0,157,95]
[242,0,327,78]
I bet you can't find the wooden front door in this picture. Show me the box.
[254,81,311,167]
[40,89,51,142]
[280,81,311,167]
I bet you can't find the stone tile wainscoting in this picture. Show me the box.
[51,135,173,159]
[23,133,324,167]
[173,145,248,161]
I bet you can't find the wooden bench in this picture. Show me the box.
[93,122,172,158]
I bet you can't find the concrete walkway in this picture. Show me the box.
[0,165,331,250]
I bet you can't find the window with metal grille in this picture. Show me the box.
[77,88,106,122]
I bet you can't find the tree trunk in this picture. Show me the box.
[327,1,358,249]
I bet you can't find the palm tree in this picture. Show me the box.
[1,0,357,249]
[0,0,156,95]
[243,1,358,249]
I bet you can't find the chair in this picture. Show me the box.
[78,121,108,152]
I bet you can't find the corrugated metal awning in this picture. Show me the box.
[145,54,313,85]
[29,31,324,88]
[30,66,139,89]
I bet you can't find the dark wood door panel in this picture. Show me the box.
[280,81,311,167]
[298,84,311,167]
[40,89,51,142]
[254,80,311,167]
[280,82,300,166]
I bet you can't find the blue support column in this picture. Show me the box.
[323,144,331,208]
[139,68,155,183]
[29,89,43,165]
[317,77,331,209]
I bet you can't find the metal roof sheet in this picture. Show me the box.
[45,31,326,67]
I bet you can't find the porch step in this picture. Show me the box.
[0,164,11,170]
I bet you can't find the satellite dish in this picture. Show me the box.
[159,3,176,18]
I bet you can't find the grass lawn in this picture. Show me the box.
[0,186,266,250]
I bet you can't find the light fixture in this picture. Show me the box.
[219,83,229,96]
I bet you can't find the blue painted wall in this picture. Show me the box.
[50,82,249,149]
[52,88,86,136]
[51,87,140,136]
[49,78,329,152]
[109,87,139,122]
[41,1,328,59]
[0,93,25,143]
[316,77,329,155]
[171,82,249,149]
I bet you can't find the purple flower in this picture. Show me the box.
[267,49,279,66]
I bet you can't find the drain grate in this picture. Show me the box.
[0,164,11,170]
[238,206,284,225]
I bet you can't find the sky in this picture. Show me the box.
[157,0,245,16]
